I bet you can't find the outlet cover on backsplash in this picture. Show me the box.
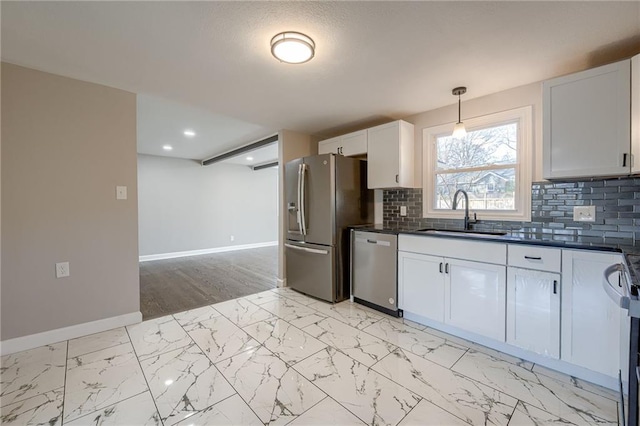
[573,206,596,222]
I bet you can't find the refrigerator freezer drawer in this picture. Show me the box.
[285,242,335,302]
[352,231,398,312]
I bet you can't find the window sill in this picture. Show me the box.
[424,211,531,223]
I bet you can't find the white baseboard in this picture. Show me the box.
[0,311,142,356]
[277,278,286,288]
[139,241,278,262]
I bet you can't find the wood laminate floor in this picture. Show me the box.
[139,245,277,320]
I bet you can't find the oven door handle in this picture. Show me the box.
[603,264,630,310]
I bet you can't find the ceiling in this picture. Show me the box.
[2,2,639,160]
[137,94,270,160]
[222,144,279,167]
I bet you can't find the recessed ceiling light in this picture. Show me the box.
[163,145,173,151]
[183,130,196,137]
[270,31,315,64]
[246,156,254,161]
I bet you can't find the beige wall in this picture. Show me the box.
[277,130,316,283]
[1,63,139,340]
[405,82,544,185]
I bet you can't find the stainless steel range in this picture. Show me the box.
[604,260,640,426]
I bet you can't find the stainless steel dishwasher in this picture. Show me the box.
[352,230,400,316]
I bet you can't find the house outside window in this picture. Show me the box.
[422,106,532,221]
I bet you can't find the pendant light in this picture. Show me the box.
[270,32,315,64]
[452,86,467,139]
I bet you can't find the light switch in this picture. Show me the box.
[400,206,407,216]
[116,186,127,200]
[55,262,70,278]
[573,206,596,222]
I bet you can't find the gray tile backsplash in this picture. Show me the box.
[383,177,640,248]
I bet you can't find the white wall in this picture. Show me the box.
[137,154,278,256]
[1,63,139,341]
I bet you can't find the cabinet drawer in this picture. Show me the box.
[508,245,561,273]
[399,235,506,265]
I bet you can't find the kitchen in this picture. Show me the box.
[2,3,638,424]
[284,55,640,425]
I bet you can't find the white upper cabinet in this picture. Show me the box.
[318,136,341,155]
[633,54,640,174]
[367,120,415,189]
[318,130,367,157]
[543,58,632,179]
[340,130,367,156]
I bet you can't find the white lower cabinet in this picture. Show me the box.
[398,251,445,322]
[561,250,629,378]
[398,249,506,341]
[445,259,507,341]
[398,234,630,385]
[506,267,560,358]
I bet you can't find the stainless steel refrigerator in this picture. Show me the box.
[285,154,373,303]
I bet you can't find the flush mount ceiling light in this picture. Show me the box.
[183,130,196,137]
[452,86,467,139]
[270,31,315,64]
[246,156,254,161]
[162,145,173,151]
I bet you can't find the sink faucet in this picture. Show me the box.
[452,189,476,230]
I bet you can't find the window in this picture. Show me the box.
[423,106,532,221]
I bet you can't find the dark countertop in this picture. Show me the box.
[626,254,640,287]
[350,223,640,255]
[351,223,640,292]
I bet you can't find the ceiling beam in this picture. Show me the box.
[202,134,278,166]
[252,161,278,171]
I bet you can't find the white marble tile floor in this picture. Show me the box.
[0,288,622,425]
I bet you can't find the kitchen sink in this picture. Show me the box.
[416,229,508,238]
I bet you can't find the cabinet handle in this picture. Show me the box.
[445,263,449,274]
[623,153,628,167]
[524,255,542,260]
[395,174,399,183]
[439,262,443,273]
[366,239,377,244]
[553,280,558,294]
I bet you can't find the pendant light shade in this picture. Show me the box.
[452,87,467,138]
[271,32,315,64]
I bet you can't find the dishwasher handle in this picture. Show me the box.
[355,237,391,247]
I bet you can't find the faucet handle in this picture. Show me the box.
[470,212,478,224]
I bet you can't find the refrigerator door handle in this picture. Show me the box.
[296,164,303,231]
[300,163,308,235]
[285,243,328,255]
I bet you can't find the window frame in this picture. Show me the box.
[422,106,532,221]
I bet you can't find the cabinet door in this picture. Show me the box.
[506,268,560,358]
[398,251,445,322]
[445,259,506,341]
[318,137,340,155]
[561,250,629,378]
[340,130,367,156]
[367,121,414,189]
[543,59,631,179]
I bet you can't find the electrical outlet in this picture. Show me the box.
[116,186,127,200]
[230,235,235,242]
[400,206,407,216]
[573,206,596,222]
[55,262,70,278]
